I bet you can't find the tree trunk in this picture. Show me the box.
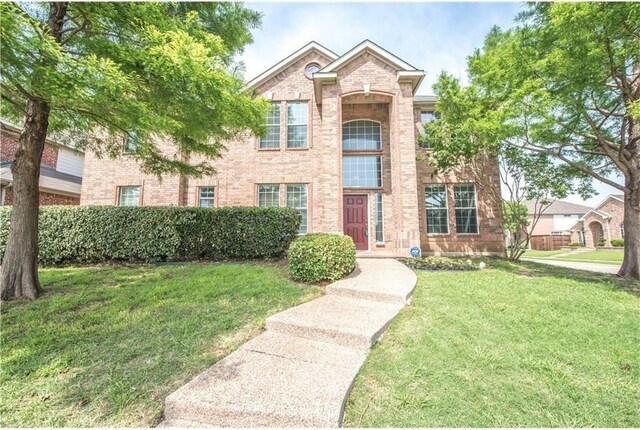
[0,99,50,300]
[618,191,640,280]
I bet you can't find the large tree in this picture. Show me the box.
[0,2,269,300]
[425,2,640,279]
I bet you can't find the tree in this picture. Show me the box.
[424,2,640,279]
[0,2,269,300]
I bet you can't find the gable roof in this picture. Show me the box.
[524,199,592,216]
[246,41,338,89]
[319,39,419,73]
[594,194,624,210]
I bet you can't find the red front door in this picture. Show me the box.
[343,195,368,250]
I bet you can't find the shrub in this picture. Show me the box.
[399,256,479,271]
[288,233,356,282]
[0,206,300,265]
[568,242,581,247]
[597,237,607,247]
[610,239,624,247]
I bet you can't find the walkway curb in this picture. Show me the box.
[160,258,416,427]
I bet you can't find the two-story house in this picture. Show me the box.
[80,40,504,256]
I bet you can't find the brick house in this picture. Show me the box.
[81,40,505,256]
[1,120,84,205]
[569,194,625,247]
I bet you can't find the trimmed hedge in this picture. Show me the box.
[399,256,479,271]
[288,233,356,282]
[610,239,624,247]
[0,206,301,265]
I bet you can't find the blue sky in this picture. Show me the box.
[238,2,624,206]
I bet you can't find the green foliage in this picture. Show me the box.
[288,234,356,282]
[0,2,269,176]
[399,257,479,271]
[611,239,625,247]
[597,237,607,247]
[568,242,582,248]
[0,206,300,265]
[502,201,529,234]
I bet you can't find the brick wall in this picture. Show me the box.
[2,187,79,206]
[1,133,58,167]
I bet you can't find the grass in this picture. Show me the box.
[556,249,624,264]
[523,249,566,258]
[0,261,320,427]
[345,260,640,427]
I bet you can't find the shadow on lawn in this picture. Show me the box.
[486,257,640,296]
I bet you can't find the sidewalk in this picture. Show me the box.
[160,258,416,427]
[522,257,620,274]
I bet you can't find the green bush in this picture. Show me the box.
[0,206,300,265]
[597,237,607,247]
[399,256,479,271]
[568,242,581,247]
[288,233,356,282]
[610,239,624,247]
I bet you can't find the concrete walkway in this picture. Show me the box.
[523,257,621,274]
[160,258,416,427]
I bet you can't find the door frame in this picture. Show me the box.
[343,193,369,252]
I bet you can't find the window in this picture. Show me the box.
[421,110,436,127]
[342,120,381,150]
[425,184,449,234]
[118,186,140,206]
[287,102,308,148]
[375,193,384,243]
[304,63,320,79]
[198,187,215,208]
[454,184,478,234]
[620,222,625,238]
[260,103,281,149]
[257,184,280,207]
[124,132,141,153]
[343,155,382,188]
[286,184,308,233]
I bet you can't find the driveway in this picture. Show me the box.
[523,258,620,274]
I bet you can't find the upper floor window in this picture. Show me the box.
[287,102,308,148]
[260,102,281,149]
[198,187,215,208]
[124,132,141,153]
[454,184,478,234]
[343,155,382,188]
[118,186,140,206]
[342,120,381,151]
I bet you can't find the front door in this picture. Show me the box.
[343,195,368,250]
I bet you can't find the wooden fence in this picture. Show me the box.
[530,234,572,251]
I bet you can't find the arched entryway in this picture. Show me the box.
[589,221,604,247]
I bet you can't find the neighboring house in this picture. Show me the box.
[1,120,84,205]
[81,40,504,256]
[524,200,592,236]
[570,194,625,247]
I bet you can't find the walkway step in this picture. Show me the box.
[163,331,367,427]
[266,295,403,350]
[326,259,417,304]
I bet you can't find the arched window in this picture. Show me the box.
[342,120,381,151]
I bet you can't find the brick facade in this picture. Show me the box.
[80,41,505,256]
[2,187,79,206]
[572,196,625,247]
[1,133,58,168]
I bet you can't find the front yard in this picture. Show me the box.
[524,249,624,265]
[0,262,319,427]
[345,260,639,427]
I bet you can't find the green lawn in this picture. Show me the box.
[345,260,640,427]
[0,262,319,427]
[556,250,624,264]
[523,250,566,258]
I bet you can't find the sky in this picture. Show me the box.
[238,2,624,207]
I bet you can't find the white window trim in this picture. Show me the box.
[342,154,383,189]
[453,183,480,235]
[286,183,309,234]
[286,101,309,149]
[256,184,280,208]
[259,102,281,150]
[118,185,141,207]
[425,184,450,235]
[197,186,216,208]
[341,119,383,151]
[374,192,384,244]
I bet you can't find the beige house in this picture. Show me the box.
[524,200,592,236]
[81,40,504,256]
[570,195,625,247]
